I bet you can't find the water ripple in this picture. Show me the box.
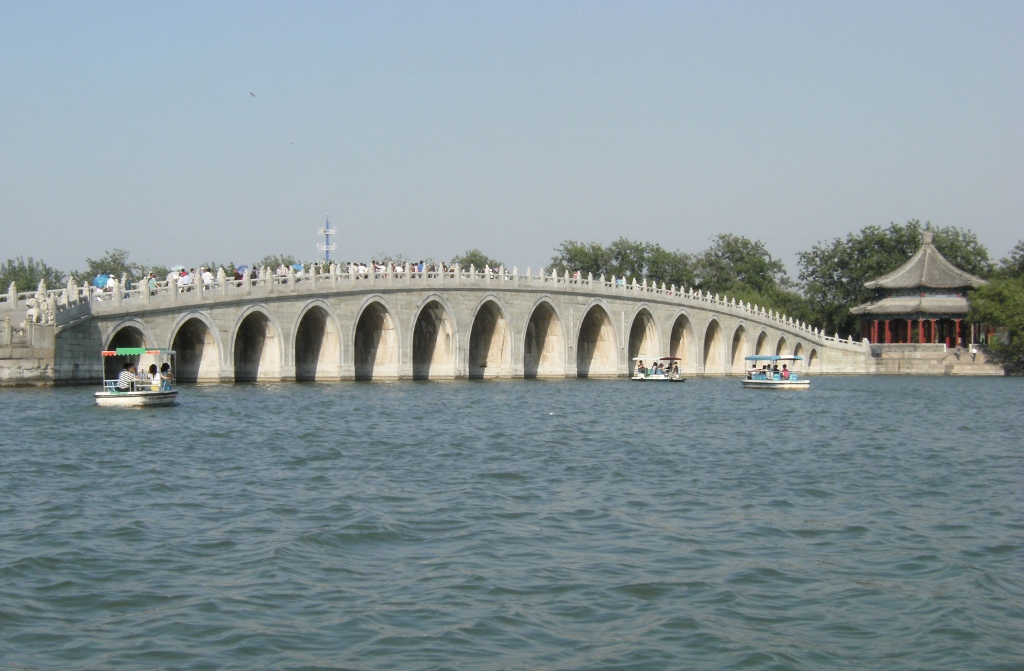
[0,377,1022,669]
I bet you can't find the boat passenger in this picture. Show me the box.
[148,364,160,390]
[781,364,790,380]
[117,363,137,391]
[160,363,173,391]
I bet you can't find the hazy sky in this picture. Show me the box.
[1,1,1021,274]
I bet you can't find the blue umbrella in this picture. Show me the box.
[93,274,109,288]
[236,265,249,273]
[291,263,304,271]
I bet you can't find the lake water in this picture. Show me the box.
[1,377,1021,670]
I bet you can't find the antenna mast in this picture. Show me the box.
[317,214,337,263]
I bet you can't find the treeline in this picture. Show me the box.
[543,221,1024,372]
[547,233,807,324]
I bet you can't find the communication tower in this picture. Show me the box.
[317,214,337,263]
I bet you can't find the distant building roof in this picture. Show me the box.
[863,231,986,290]
[849,295,970,316]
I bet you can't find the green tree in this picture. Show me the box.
[79,249,146,284]
[996,239,1024,279]
[546,235,809,323]
[605,238,650,280]
[645,244,696,290]
[798,220,993,336]
[149,265,171,281]
[694,234,789,296]
[451,249,502,269]
[374,252,410,266]
[257,254,299,270]
[0,256,67,291]
[548,241,612,277]
[548,238,694,287]
[968,277,1024,374]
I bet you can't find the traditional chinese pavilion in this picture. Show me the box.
[850,231,986,347]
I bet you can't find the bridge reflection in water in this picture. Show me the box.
[21,265,865,383]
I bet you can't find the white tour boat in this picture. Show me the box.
[632,356,685,382]
[742,355,809,390]
[95,348,178,407]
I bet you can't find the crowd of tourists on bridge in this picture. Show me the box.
[89,259,522,300]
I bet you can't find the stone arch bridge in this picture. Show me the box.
[5,267,867,383]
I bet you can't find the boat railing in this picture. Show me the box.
[101,378,175,393]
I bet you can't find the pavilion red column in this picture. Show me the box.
[872,320,879,343]
[918,319,924,344]
[954,319,961,347]
[906,319,912,344]
[930,319,936,343]
[884,320,891,344]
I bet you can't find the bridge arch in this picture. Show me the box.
[522,298,565,378]
[702,317,726,374]
[231,305,284,382]
[411,296,457,380]
[754,330,770,355]
[628,306,661,367]
[793,341,804,366]
[731,323,750,374]
[103,319,154,380]
[669,311,697,372]
[353,297,400,380]
[169,312,223,383]
[808,347,820,372]
[468,296,512,379]
[776,335,790,356]
[576,301,618,377]
[293,300,342,381]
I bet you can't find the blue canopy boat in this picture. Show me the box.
[742,355,809,390]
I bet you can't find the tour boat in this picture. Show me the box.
[95,348,178,407]
[632,356,685,382]
[742,355,809,390]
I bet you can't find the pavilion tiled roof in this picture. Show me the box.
[849,295,970,316]
[863,231,986,290]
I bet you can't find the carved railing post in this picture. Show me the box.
[114,280,123,307]
[218,268,227,295]
[8,282,17,309]
[243,269,252,295]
